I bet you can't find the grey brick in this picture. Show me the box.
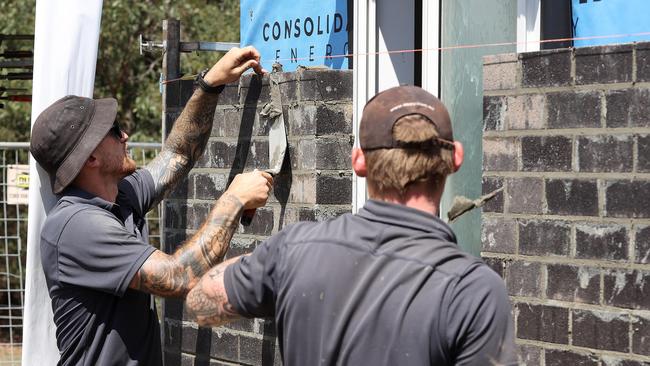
[547,91,601,129]
[277,71,299,103]
[483,53,518,91]
[483,138,518,171]
[287,104,317,135]
[572,309,630,352]
[506,177,543,214]
[483,96,505,131]
[547,264,600,304]
[546,179,598,216]
[506,94,546,130]
[193,173,227,200]
[516,303,569,344]
[632,315,650,356]
[216,107,268,138]
[210,139,269,170]
[605,88,650,128]
[605,180,650,218]
[517,344,541,366]
[481,256,507,278]
[225,237,259,260]
[164,202,187,230]
[638,135,650,173]
[163,319,182,353]
[187,202,212,230]
[506,261,541,297]
[518,219,570,256]
[575,44,633,85]
[314,137,353,170]
[576,224,628,261]
[298,69,353,101]
[521,136,572,171]
[603,269,650,310]
[635,226,650,264]
[545,349,598,366]
[638,42,650,82]
[239,207,274,236]
[481,217,516,254]
[316,174,352,204]
[210,329,239,361]
[315,103,353,135]
[481,176,504,213]
[239,335,264,365]
[520,49,572,88]
[218,84,241,106]
[578,135,634,172]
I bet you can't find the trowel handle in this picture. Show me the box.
[241,208,256,226]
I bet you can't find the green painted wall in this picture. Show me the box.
[440,0,517,255]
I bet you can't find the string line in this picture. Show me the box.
[161,30,650,85]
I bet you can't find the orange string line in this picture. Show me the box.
[161,30,650,84]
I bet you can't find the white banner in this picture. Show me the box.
[24,1,103,364]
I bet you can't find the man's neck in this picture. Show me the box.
[369,182,443,217]
[72,174,120,202]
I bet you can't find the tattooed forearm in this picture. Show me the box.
[130,192,243,297]
[145,89,220,203]
[186,257,243,327]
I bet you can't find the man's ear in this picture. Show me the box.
[85,153,99,168]
[351,147,367,177]
[452,141,464,172]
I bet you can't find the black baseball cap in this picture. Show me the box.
[359,86,454,151]
[30,95,118,194]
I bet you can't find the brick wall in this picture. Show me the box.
[482,43,650,365]
[161,69,353,365]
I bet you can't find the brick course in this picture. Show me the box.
[483,43,650,365]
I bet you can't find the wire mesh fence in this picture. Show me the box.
[0,141,162,365]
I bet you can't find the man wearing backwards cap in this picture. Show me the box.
[184,85,517,365]
[29,46,273,366]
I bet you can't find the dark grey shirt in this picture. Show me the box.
[40,169,160,366]
[225,200,517,366]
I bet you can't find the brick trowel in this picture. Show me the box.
[241,65,287,225]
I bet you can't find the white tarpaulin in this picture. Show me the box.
[23,1,103,364]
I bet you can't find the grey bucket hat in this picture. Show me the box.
[30,95,118,194]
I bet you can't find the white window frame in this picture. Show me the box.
[517,0,541,53]
[352,0,440,213]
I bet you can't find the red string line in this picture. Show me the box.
[161,30,650,85]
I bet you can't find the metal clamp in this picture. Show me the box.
[139,34,238,55]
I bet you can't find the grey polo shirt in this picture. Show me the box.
[40,169,160,366]
[225,199,517,366]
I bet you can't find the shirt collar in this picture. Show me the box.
[59,186,122,218]
[357,199,457,243]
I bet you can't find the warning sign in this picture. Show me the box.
[7,165,29,205]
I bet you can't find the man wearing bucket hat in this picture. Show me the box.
[184,85,517,365]
[30,46,273,365]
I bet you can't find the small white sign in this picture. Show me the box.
[7,165,29,205]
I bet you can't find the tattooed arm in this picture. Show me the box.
[185,256,244,326]
[145,46,264,204]
[129,170,273,297]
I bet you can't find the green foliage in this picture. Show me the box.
[0,0,240,142]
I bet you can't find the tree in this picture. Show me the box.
[0,0,240,142]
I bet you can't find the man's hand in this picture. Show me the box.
[226,170,274,210]
[204,46,265,86]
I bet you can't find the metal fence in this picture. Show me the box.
[0,141,162,365]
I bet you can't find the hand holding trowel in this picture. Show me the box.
[241,65,287,225]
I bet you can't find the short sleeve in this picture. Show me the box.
[444,264,517,366]
[224,229,288,318]
[118,169,156,217]
[57,207,156,297]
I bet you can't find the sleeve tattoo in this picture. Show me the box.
[130,193,243,297]
[186,256,243,327]
[145,89,220,205]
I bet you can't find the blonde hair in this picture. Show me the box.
[364,114,454,197]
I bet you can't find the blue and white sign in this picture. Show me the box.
[572,0,650,47]
[240,0,349,71]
